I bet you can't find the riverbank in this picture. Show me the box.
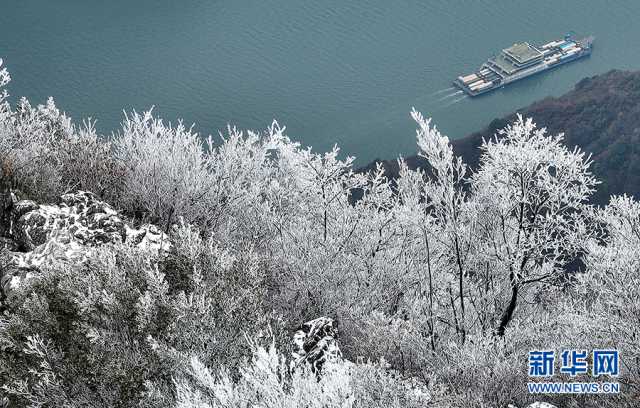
[360,69,640,205]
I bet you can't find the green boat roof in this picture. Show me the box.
[492,54,519,75]
[502,42,543,64]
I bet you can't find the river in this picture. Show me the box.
[2,0,639,164]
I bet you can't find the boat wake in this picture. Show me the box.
[429,86,456,96]
[442,95,467,107]
[436,90,463,101]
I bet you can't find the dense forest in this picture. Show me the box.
[363,69,640,206]
[0,62,638,408]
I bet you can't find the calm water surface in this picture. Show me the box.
[2,1,639,164]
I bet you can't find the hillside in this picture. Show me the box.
[363,69,640,205]
[1,63,639,407]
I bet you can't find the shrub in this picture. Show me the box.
[112,110,214,229]
[172,342,434,408]
[0,65,120,203]
[0,238,284,407]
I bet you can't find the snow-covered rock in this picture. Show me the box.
[125,224,171,253]
[291,316,342,373]
[0,191,170,303]
[508,402,558,408]
[12,191,126,250]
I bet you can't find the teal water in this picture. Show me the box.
[2,1,639,164]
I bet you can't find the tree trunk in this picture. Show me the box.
[453,235,466,344]
[496,281,518,336]
[0,177,13,237]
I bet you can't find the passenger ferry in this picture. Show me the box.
[454,34,594,96]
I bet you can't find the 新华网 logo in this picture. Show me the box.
[527,349,620,394]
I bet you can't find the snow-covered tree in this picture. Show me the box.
[411,109,475,344]
[470,116,597,335]
[0,62,120,203]
[578,195,640,387]
[113,110,217,229]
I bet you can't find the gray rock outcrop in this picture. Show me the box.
[0,191,170,306]
[291,316,342,373]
